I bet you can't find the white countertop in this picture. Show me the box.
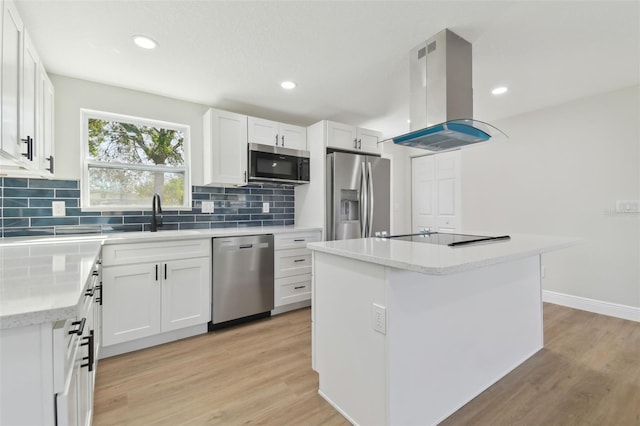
[0,225,322,247]
[0,226,321,329]
[0,240,103,329]
[307,234,579,275]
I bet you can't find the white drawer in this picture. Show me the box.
[102,239,210,265]
[52,319,80,394]
[274,231,321,250]
[275,248,311,278]
[275,274,311,307]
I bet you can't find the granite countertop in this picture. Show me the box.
[0,226,322,329]
[307,234,580,275]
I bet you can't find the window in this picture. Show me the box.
[81,109,191,211]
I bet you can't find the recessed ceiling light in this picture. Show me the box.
[280,81,297,90]
[491,86,508,95]
[132,35,158,50]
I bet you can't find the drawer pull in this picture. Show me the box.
[293,239,305,242]
[81,332,94,371]
[294,285,306,290]
[69,318,86,335]
[293,259,306,263]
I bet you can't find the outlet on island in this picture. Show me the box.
[372,303,386,334]
[262,202,270,213]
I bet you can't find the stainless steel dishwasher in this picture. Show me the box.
[210,234,274,329]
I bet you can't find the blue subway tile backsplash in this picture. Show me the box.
[0,178,295,238]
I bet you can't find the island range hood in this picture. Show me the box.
[392,29,505,151]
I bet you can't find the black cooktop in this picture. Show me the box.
[383,232,510,247]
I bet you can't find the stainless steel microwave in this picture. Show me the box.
[248,143,310,185]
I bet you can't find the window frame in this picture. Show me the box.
[80,108,192,212]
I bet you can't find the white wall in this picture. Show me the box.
[50,74,209,183]
[460,85,640,308]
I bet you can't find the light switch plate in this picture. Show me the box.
[201,201,214,213]
[52,201,66,217]
[262,202,270,213]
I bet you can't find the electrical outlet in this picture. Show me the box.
[372,303,386,334]
[262,202,270,213]
[201,201,214,213]
[52,201,66,217]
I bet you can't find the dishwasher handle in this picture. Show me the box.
[239,244,253,249]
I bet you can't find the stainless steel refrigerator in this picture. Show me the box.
[326,152,390,240]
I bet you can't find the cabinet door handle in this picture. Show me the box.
[69,317,86,335]
[21,136,33,161]
[164,263,167,280]
[293,239,305,242]
[358,138,362,149]
[95,284,102,305]
[155,264,159,281]
[46,155,54,174]
[293,259,306,263]
[353,138,358,148]
[275,134,279,146]
[281,135,285,146]
[244,170,247,183]
[294,285,306,290]
[84,287,94,297]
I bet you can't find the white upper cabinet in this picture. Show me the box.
[21,30,40,167]
[248,116,307,150]
[1,1,55,176]
[1,0,24,160]
[39,67,55,175]
[326,121,382,154]
[203,108,248,186]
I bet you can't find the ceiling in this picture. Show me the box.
[15,0,640,138]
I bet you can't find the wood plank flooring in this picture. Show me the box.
[94,304,640,425]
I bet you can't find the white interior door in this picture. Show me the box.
[411,151,461,233]
[411,155,435,233]
[435,151,461,232]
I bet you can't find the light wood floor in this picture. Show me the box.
[94,304,640,425]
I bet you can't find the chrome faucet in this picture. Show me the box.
[151,193,163,232]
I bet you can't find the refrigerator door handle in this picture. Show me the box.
[367,161,374,237]
[360,161,367,237]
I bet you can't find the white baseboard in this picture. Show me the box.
[99,323,208,359]
[271,299,311,316]
[542,290,640,323]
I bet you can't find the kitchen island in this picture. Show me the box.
[307,234,577,426]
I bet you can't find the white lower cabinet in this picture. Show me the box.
[274,231,321,307]
[0,260,100,426]
[101,240,211,347]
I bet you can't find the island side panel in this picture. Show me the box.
[386,255,543,426]
[313,251,388,426]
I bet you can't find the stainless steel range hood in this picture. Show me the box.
[393,29,505,151]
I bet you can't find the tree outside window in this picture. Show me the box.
[81,110,191,210]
